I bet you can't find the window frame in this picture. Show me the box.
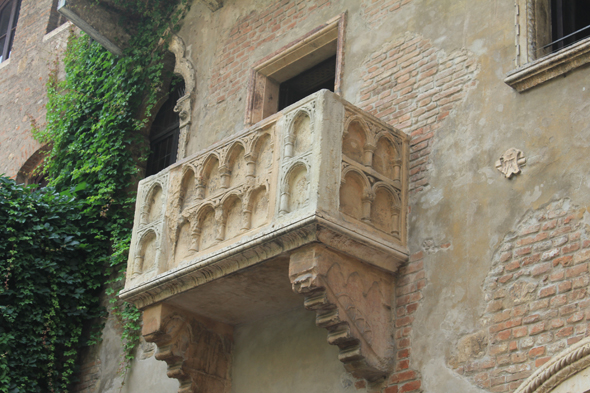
[506,0,590,92]
[0,0,20,63]
[244,13,346,125]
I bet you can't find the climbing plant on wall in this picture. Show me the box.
[0,0,189,391]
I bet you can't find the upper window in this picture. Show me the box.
[506,0,590,91]
[534,0,590,58]
[46,0,67,34]
[245,14,346,125]
[145,76,185,177]
[0,0,21,63]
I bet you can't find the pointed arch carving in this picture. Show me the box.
[169,35,196,161]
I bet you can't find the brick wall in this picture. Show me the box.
[357,32,478,195]
[450,199,590,392]
[0,0,69,178]
[361,0,414,25]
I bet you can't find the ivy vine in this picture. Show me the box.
[0,0,189,391]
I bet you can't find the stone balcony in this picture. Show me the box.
[119,90,409,390]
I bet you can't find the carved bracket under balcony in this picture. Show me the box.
[289,244,394,382]
[142,304,233,393]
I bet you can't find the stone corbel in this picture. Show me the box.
[289,244,394,383]
[142,304,233,393]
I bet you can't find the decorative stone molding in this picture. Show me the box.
[495,148,526,178]
[169,35,196,160]
[505,37,590,92]
[514,337,590,393]
[142,304,233,393]
[120,90,409,308]
[289,244,394,382]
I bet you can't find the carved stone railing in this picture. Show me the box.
[120,90,409,389]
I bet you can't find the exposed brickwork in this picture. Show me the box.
[361,0,414,25]
[0,0,69,178]
[208,0,331,107]
[70,355,101,393]
[450,199,590,392]
[381,247,439,393]
[357,33,478,194]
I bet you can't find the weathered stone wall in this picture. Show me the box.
[170,0,590,392]
[5,0,590,391]
[0,0,70,178]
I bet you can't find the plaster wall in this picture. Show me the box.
[163,0,590,392]
[26,0,588,391]
[231,307,367,393]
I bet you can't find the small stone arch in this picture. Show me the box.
[142,182,165,224]
[280,162,310,214]
[222,194,243,240]
[247,185,269,229]
[179,165,197,211]
[370,183,401,236]
[285,110,313,159]
[373,134,402,181]
[343,117,371,164]
[225,142,247,188]
[339,169,371,221]
[196,204,217,251]
[133,229,159,277]
[252,133,273,180]
[201,154,222,197]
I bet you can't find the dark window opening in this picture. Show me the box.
[547,0,590,53]
[0,0,21,63]
[28,171,48,189]
[278,56,336,111]
[46,0,68,34]
[146,76,185,177]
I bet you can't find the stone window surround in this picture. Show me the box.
[245,12,346,125]
[505,0,590,92]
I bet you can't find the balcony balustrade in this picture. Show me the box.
[119,90,409,389]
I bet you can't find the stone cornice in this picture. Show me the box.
[505,37,590,92]
[120,214,408,309]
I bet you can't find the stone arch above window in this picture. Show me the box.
[16,145,50,187]
[514,336,590,393]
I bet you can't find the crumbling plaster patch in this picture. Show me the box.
[356,32,479,194]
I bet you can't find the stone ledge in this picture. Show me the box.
[505,38,590,92]
[119,214,408,309]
